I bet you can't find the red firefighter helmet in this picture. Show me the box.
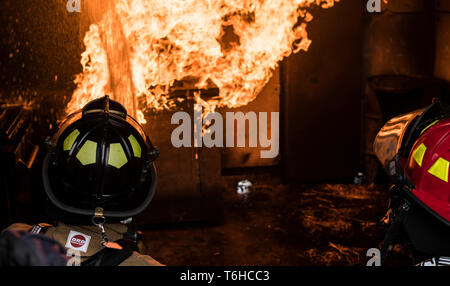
[405,118,450,224]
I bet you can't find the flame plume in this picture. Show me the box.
[68,0,339,123]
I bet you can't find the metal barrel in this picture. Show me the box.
[361,0,439,183]
[363,0,435,78]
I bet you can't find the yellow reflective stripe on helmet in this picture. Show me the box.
[63,129,80,151]
[128,135,141,158]
[108,143,128,169]
[76,140,97,165]
[412,143,427,167]
[428,157,450,182]
[420,120,439,135]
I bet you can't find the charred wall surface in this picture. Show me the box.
[0,0,83,102]
[281,0,363,182]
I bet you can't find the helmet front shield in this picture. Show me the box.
[374,109,424,173]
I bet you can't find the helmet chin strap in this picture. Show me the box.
[91,207,124,250]
[91,207,109,246]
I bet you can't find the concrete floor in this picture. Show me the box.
[141,174,407,266]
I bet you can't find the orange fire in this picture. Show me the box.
[67,0,339,123]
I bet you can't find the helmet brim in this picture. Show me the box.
[402,184,450,228]
[42,152,157,218]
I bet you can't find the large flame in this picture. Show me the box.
[68,0,339,122]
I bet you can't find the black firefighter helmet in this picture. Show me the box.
[42,96,158,219]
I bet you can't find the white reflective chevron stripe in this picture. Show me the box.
[417,257,450,266]
[417,258,437,266]
[29,225,42,234]
[438,257,450,266]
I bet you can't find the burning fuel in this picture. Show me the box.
[67,0,339,122]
